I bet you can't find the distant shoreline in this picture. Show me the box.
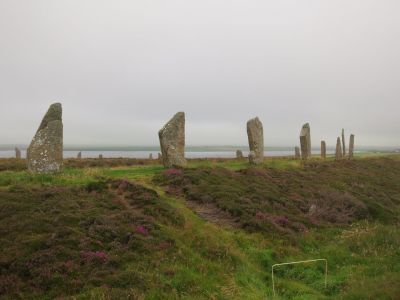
[0,149,397,159]
[0,145,398,152]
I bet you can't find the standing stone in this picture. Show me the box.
[342,129,346,156]
[158,153,162,160]
[236,150,243,158]
[295,146,301,159]
[27,103,63,173]
[99,154,103,159]
[349,134,355,159]
[246,117,264,164]
[335,137,343,160]
[149,153,153,160]
[299,123,311,159]
[321,141,326,159]
[158,112,187,168]
[15,147,21,159]
[77,151,82,159]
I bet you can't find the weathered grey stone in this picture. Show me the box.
[149,153,153,160]
[299,123,311,159]
[295,146,301,159]
[158,153,162,160]
[77,151,82,159]
[342,129,346,156]
[321,141,326,159]
[99,154,103,159]
[247,117,264,164]
[349,134,355,159]
[27,103,63,173]
[335,137,343,160]
[15,147,21,159]
[158,112,187,168]
[236,150,243,158]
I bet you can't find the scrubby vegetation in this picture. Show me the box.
[0,155,399,299]
[0,179,186,298]
[155,157,400,234]
[0,158,157,172]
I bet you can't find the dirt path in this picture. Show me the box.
[186,200,241,229]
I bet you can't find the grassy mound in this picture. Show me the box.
[0,180,184,298]
[0,177,270,299]
[0,155,399,299]
[155,157,400,235]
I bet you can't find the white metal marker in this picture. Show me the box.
[271,258,328,297]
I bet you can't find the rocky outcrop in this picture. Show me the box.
[158,112,187,168]
[321,141,326,158]
[299,123,311,159]
[27,103,63,173]
[335,137,343,160]
[246,117,264,164]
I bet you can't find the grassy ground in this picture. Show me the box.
[0,155,399,299]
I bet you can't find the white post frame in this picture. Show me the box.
[271,258,328,297]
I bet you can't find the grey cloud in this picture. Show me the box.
[0,0,399,147]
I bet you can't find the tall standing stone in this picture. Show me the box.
[321,141,326,158]
[335,137,343,160]
[99,154,103,159]
[349,134,355,159]
[149,153,153,160]
[158,153,162,160]
[295,146,301,159]
[299,123,311,159]
[15,147,21,159]
[236,150,243,158]
[247,117,264,164]
[27,103,63,173]
[342,129,346,156]
[158,112,187,168]
[77,151,82,159]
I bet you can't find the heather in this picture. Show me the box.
[0,155,399,299]
[155,157,400,235]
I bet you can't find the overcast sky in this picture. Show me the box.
[0,0,399,147]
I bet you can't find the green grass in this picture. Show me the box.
[0,165,165,188]
[279,221,400,300]
[0,155,399,299]
[0,168,99,187]
[187,158,302,170]
[103,165,165,180]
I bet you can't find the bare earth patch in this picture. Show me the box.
[186,200,241,229]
